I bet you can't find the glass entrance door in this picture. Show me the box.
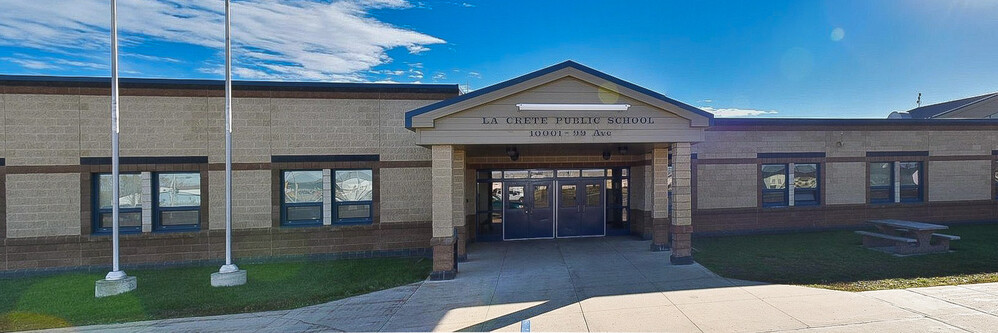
[503,181,554,240]
[557,179,605,237]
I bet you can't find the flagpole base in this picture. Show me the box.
[211,269,246,287]
[95,275,136,298]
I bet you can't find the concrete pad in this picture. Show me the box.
[663,285,758,305]
[775,317,965,333]
[575,281,660,299]
[382,304,490,332]
[762,292,922,327]
[958,282,998,296]
[677,298,807,333]
[95,276,137,298]
[738,283,839,299]
[863,289,975,316]
[578,291,672,312]
[488,310,589,332]
[934,312,998,332]
[210,270,247,287]
[583,305,702,332]
[910,286,998,314]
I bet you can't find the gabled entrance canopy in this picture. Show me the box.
[405,60,713,145]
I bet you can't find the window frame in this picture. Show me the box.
[898,161,924,203]
[152,172,202,232]
[793,163,821,207]
[869,162,895,204]
[761,163,790,207]
[92,172,143,235]
[280,170,324,227]
[333,169,374,225]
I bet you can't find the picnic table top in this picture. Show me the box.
[867,219,949,231]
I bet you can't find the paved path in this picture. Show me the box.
[43,237,998,332]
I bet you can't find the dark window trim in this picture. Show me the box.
[152,172,201,232]
[899,161,924,203]
[272,155,379,163]
[92,173,142,235]
[280,170,324,227]
[758,152,826,159]
[761,163,789,208]
[869,162,895,204]
[333,168,375,224]
[81,156,208,165]
[866,151,929,157]
[793,163,821,206]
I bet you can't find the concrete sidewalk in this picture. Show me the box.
[41,237,998,332]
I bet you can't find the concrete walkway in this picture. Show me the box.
[43,237,998,332]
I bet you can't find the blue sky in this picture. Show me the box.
[1,0,997,118]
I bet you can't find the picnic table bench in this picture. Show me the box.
[855,219,960,255]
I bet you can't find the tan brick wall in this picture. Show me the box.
[431,145,456,238]
[379,167,432,223]
[207,97,273,163]
[928,160,992,202]
[695,163,757,209]
[824,162,866,205]
[699,130,998,159]
[208,170,272,230]
[79,96,209,158]
[6,173,81,238]
[671,143,692,226]
[0,94,5,158]
[270,99,381,156]
[4,94,80,165]
[380,100,435,161]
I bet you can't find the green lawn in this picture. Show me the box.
[694,224,998,292]
[0,257,430,332]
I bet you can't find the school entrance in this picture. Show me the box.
[475,168,630,241]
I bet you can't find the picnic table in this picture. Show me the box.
[855,219,960,255]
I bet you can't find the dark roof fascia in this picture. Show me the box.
[0,74,460,94]
[906,92,998,119]
[403,60,714,128]
[712,118,998,127]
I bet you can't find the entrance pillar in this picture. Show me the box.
[670,142,694,265]
[650,145,671,251]
[430,145,466,280]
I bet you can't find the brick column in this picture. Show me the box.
[430,145,464,280]
[670,142,694,265]
[641,153,654,239]
[452,147,467,262]
[650,145,670,251]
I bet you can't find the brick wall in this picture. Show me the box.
[5,173,81,238]
[379,167,432,224]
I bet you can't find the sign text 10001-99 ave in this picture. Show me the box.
[529,130,611,137]
[481,116,655,125]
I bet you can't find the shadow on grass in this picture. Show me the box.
[693,223,998,290]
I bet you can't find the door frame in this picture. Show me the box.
[501,180,556,241]
[554,178,607,238]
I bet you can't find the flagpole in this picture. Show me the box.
[96,0,135,297]
[212,0,246,286]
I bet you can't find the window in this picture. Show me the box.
[869,161,923,204]
[334,169,373,223]
[94,173,142,234]
[154,172,201,231]
[869,162,894,204]
[761,164,789,207]
[899,161,923,202]
[793,163,820,206]
[994,160,998,200]
[282,170,323,226]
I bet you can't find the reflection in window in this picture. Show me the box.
[561,185,577,208]
[95,173,142,233]
[335,169,373,223]
[155,173,201,230]
[282,170,323,226]
[793,164,819,206]
[504,170,528,179]
[761,164,788,207]
[508,186,525,209]
[581,169,604,177]
[869,162,893,204]
[586,184,601,206]
[534,185,550,209]
[530,170,554,178]
[899,162,922,202]
[557,169,580,178]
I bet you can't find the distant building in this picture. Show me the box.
[891,92,998,119]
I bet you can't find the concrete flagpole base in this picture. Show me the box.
[211,265,247,287]
[95,275,137,298]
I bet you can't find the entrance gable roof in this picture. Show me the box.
[405,60,714,129]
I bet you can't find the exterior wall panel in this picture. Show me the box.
[6,173,81,238]
[928,160,992,202]
[824,162,866,205]
[695,163,757,209]
[379,167,432,224]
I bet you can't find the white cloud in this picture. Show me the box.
[467,71,481,78]
[0,0,445,81]
[2,58,58,70]
[432,72,446,80]
[700,106,778,117]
